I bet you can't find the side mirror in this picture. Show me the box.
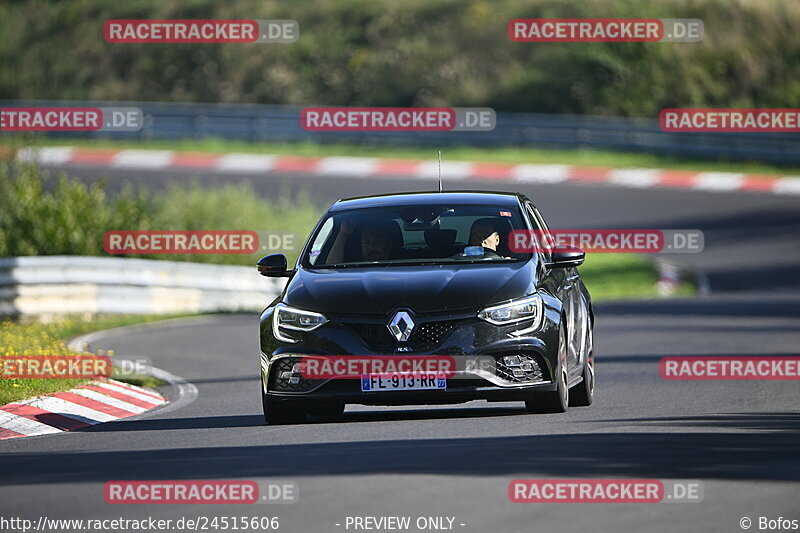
[257,254,293,277]
[545,249,585,269]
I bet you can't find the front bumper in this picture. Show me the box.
[262,353,557,405]
[259,299,562,406]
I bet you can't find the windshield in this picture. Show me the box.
[302,203,533,268]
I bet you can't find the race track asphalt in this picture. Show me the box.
[1,163,799,533]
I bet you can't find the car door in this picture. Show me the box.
[526,202,581,373]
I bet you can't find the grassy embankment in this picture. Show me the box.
[0,315,177,406]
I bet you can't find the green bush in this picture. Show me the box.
[0,163,151,257]
[0,162,320,265]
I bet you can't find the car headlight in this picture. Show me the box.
[478,294,543,327]
[272,303,328,343]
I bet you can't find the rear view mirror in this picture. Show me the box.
[545,249,585,269]
[257,254,294,277]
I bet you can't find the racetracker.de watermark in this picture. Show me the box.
[301,107,496,132]
[103,231,297,255]
[286,355,540,382]
[660,357,800,380]
[509,479,703,503]
[298,356,458,379]
[508,229,704,254]
[660,109,800,132]
[508,18,703,42]
[104,480,297,504]
[1,356,152,380]
[0,107,142,132]
[103,19,298,43]
[1,355,111,379]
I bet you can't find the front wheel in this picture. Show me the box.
[525,323,568,414]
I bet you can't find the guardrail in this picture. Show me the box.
[2,100,798,165]
[0,256,284,320]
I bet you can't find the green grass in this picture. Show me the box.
[0,314,183,406]
[579,253,694,301]
[5,137,798,177]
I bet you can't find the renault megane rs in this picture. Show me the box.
[258,191,594,424]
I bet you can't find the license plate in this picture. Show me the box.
[361,373,446,392]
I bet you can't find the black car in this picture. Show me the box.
[258,191,594,424]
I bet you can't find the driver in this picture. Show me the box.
[360,225,394,261]
[327,217,396,263]
[468,220,501,253]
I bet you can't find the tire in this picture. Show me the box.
[262,390,307,425]
[569,322,594,407]
[525,323,569,414]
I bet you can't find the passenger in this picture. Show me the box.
[468,220,501,254]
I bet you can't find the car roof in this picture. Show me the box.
[329,191,526,212]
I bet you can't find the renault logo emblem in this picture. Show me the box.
[388,310,415,342]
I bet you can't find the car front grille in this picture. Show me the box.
[345,319,461,352]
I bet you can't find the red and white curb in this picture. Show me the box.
[17,146,800,196]
[0,378,165,440]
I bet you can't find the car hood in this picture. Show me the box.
[282,262,537,315]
